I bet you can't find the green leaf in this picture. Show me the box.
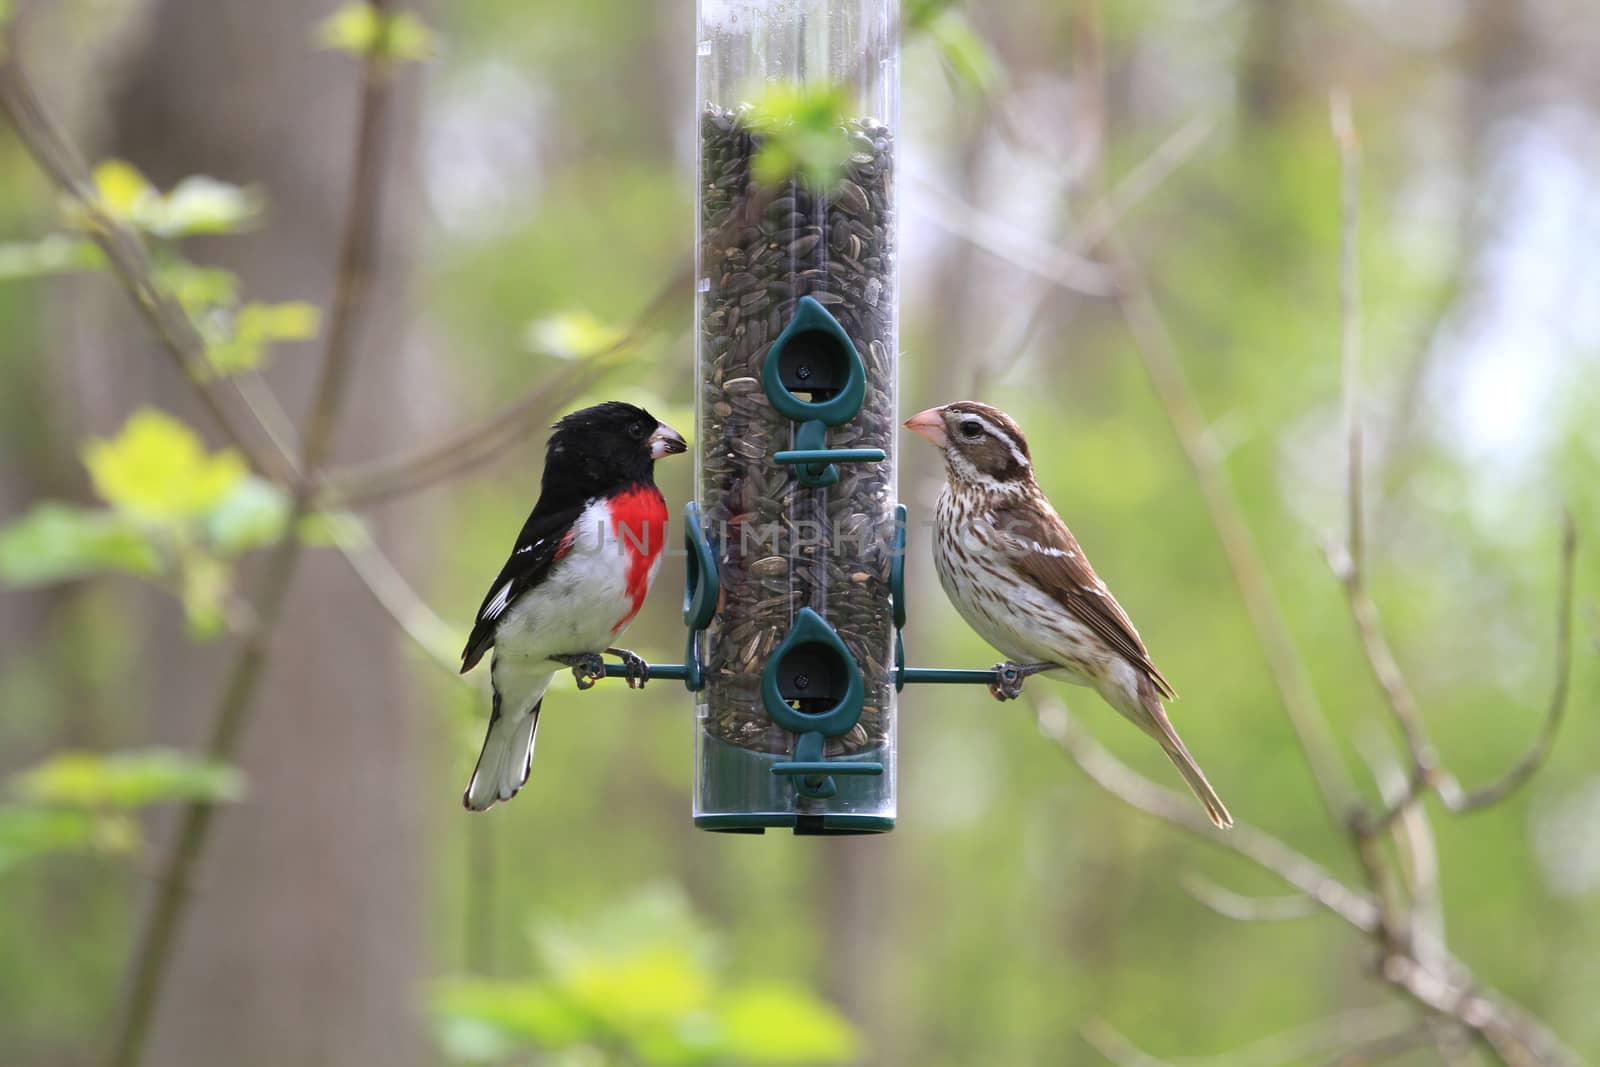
[207,301,321,376]
[179,551,231,640]
[90,159,158,223]
[904,0,949,31]
[385,11,437,61]
[431,1016,520,1064]
[926,12,998,92]
[298,509,366,549]
[0,235,104,281]
[206,477,290,555]
[432,978,593,1052]
[82,409,247,523]
[11,749,245,809]
[747,83,854,188]
[158,261,240,316]
[240,301,320,342]
[529,887,717,1055]
[525,310,626,361]
[715,983,863,1064]
[0,807,140,873]
[561,945,713,1037]
[77,162,260,237]
[318,3,437,62]
[148,175,263,237]
[0,503,160,586]
[534,885,715,978]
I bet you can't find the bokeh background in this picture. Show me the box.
[1,1,1598,1065]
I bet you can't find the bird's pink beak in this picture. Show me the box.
[904,408,948,448]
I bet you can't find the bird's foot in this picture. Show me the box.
[989,662,1052,702]
[606,647,650,690]
[556,652,606,690]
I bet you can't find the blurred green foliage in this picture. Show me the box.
[0,1,1597,1065]
[906,0,998,91]
[433,886,862,1066]
[526,309,629,362]
[76,159,261,239]
[318,1,437,63]
[0,749,243,875]
[747,82,856,188]
[0,409,288,637]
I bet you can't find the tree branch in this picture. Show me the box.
[1036,696,1577,1067]
[1444,514,1577,813]
[1089,1004,1418,1067]
[913,120,1362,825]
[1326,92,1577,834]
[106,7,401,1063]
[1103,238,1361,824]
[0,53,279,479]
[314,326,659,508]
[1034,699,1379,933]
[1177,873,1319,923]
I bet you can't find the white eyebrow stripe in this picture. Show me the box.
[961,413,1030,470]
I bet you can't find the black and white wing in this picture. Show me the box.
[459,502,587,673]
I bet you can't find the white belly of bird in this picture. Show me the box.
[932,486,1110,687]
[493,497,655,668]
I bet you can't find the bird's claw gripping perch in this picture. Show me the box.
[606,647,650,690]
[989,661,1051,702]
[557,652,607,690]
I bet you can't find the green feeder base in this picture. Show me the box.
[694,731,895,835]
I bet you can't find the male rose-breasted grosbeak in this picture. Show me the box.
[459,401,687,811]
[907,401,1232,828]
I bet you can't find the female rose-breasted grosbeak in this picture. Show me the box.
[907,401,1232,828]
[459,402,687,811]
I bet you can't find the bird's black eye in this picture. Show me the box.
[959,420,983,440]
[629,421,648,440]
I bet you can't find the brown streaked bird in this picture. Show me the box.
[906,401,1233,829]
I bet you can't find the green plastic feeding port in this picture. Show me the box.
[765,297,885,488]
[694,0,899,835]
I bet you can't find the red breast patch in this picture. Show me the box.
[609,486,668,634]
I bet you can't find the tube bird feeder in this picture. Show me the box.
[600,0,1005,831]
[691,0,900,833]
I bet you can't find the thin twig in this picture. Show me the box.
[1178,873,1319,923]
[1327,93,1435,833]
[1446,514,1577,812]
[1105,239,1360,823]
[1361,736,1445,974]
[1093,1004,1417,1067]
[1081,1019,1175,1067]
[959,114,1214,399]
[0,57,278,478]
[106,9,400,1064]
[1035,696,1577,1067]
[916,140,1361,823]
[1318,1024,1439,1067]
[337,528,462,671]
[316,329,656,508]
[1331,90,1363,578]
[318,17,920,506]
[1035,699,1379,932]
[1328,533,1436,832]
[1346,513,1577,835]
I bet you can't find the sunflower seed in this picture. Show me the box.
[698,104,897,760]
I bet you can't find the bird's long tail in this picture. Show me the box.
[463,684,545,812]
[1135,679,1233,829]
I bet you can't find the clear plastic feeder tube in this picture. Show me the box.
[694,0,899,833]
